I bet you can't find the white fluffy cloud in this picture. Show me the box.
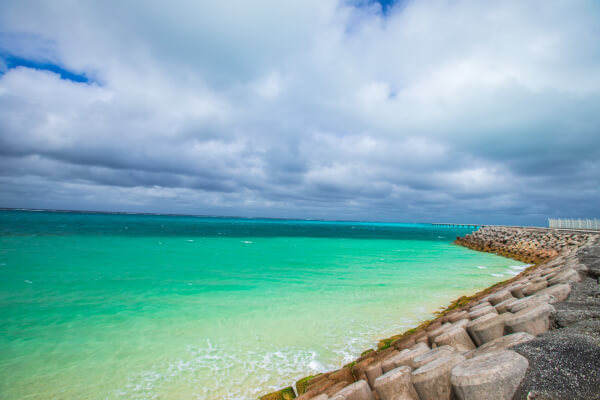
[0,0,599,224]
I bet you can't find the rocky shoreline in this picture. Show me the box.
[260,226,600,400]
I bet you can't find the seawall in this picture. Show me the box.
[260,226,600,400]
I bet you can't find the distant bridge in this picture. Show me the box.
[431,223,484,228]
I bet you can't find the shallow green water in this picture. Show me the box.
[0,211,525,399]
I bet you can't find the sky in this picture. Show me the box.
[0,0,599,225]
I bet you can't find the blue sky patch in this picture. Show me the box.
[1,54,91,83]
[353,0,400,14]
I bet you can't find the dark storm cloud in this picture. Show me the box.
[0,0,599,225]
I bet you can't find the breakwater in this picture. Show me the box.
[260,226,600,400]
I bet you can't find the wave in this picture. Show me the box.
[112,341,335,400]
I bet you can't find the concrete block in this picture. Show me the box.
[426,323,452,345]
[494,298,519,314]
[306,378,337,395]
[381,344,429,373]
[297,392,327,400]
[463,332,534,360]
[329,380,375,400]
[469,306,498,320]
[488,290,513,306]
[352,357,375,382]
[412,353,466,400]
[471,313,512,345]
[324,381,352,397]
[510,282,531,299]
[373,366,419,400]
[392,337,415,351]
[548,268,581,286]
[410,345,456,370]
[433,327,476,352]
[534,283,571,302]
[509,294,554,313]
[466,313,497,347]
[381,350,410,374]
[448,311,470,323]
[412,332,429,346]
[366,363,383,388]
[449,319,469,331]
[505,303,555,336]
[521,280,548,296]
[468,302,491,312]
[451,350,529,400]
[425,321,442,332]
[329,367,356,385]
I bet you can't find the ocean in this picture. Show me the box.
[0,210,525,399]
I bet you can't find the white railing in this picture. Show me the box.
[548,218,600,230]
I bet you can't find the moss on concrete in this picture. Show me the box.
[260,386,296,400]
[360,348,375,356]
[295,374,321,395]
[377,338,392,350]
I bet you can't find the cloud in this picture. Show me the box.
[0,0,599,225]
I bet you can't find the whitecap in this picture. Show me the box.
[509,265,527,270]
[476,266,487,269]
[241,241,253,244]
[24,280,32,284]
[491,273,504,277]
[308,359,326,372]
[186,240,194,242]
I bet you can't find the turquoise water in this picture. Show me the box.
[0,211,524,399]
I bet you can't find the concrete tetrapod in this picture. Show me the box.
[447,310,470,323]
[449,319,469,331]
[450,350,529,400]
[411,352,466,400]
[426,323,452,345]
[509,294,554,313]
[534,283,571,302]
[381,344,429,374]
[373,366,419,400]
[471,313,512,345]
[510,282,531,299]
[521,280,548,296]
[465,313,497,347]
[325,382,353,397]
[469,306,498,320]
[505,303,555,336]
[468,302,491,312]
[433,327,476,352]
[329,380,375,400]
[548,268,581,285]
[410,345,456,369]
[494,297,519,314]
[487,290,513,306]
[365,363,383,388]
[463,332,534,360]
[381,350,410,374]
[413,332,429,346]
